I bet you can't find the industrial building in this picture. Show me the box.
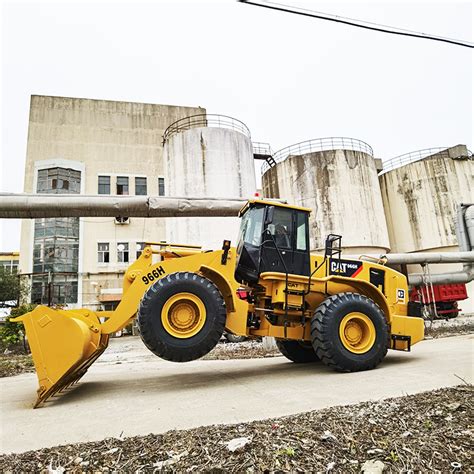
[0,252,19,273]
[18,96,257,309]
[19,95,205,309]
[261,138,389,254]
[17,95,473,315]
[262,141,473,313]
[163,114,256,250]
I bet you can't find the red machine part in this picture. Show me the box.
[410,283,468,318]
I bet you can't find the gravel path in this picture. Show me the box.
[1,386,472,472]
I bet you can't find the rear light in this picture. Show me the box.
[236,289,248,300]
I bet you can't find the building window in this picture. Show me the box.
[135,177,147,196]
[103,301,120,311]
[98,243,110,263]
[117,176,129,195]
[117,242,129,263]
[98,176,110,194]
[136,242,145,259]
[0,258,19,273]
[52,178,69,190]
[158,177,165,196]
[32,167,80,305]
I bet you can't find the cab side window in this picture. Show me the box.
[268,208,293,248]
[296,212,308,251]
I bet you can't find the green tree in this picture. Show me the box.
[0,304,36,351]
[0,267,28,308]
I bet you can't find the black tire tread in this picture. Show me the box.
[311,292,389,372]
[276,339,319,363]
[137,271,226,362]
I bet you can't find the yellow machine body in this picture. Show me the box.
[15,202,424,407]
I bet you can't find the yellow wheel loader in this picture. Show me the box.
[14,200,424,407]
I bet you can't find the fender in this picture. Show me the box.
[321,275,392,322]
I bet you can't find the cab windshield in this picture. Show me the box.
[237,206,265,248]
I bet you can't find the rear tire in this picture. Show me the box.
[138,272,226,362]
[224,333,247,343]
[311,292,389,372]
[276,339,319,363]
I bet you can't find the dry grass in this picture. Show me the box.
[203,340,280,360]
[0,354,34,378]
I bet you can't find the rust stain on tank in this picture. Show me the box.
[200,132,207,194]
[262,167,280,199]
[344,150,359,169]
[291,156,308,185]
[397,170,423,247]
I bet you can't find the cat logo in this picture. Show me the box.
[329,258,363,278]
[397,289,406,301]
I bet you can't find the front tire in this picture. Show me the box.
[138,272,226,362]
[311,293,389,372]
[276,340,319,363]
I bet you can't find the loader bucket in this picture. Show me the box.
[12,306,109,408]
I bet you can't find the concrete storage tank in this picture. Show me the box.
[379,145,474,312]
[262,138,390,254]
[163,114,257,249]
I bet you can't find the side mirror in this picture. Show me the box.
[264,206,275,225]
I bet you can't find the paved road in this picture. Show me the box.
[1,335,472,454]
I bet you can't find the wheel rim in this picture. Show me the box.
[339,312,376,354]
[161,293,206,338]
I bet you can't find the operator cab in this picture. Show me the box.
[235,200,311,284]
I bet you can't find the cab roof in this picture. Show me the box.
[238,199,312,217]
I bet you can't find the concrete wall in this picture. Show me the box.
[20,95,205,309]
[379,151,474,253]
[379,149,474,313]
[262,149,390,254]
[163,127,256,249]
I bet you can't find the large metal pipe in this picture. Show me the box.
[405,203,474,286]
[382,251,474,265]
[0,194,247,218]
[408,269,473,286]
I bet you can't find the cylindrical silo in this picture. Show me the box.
[262,138,390,254]
[163,114,256,249]
[379,145,474,312]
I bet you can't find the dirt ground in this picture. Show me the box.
[1,385,472,473]
[424,314,473,338]
[0,354,34,377]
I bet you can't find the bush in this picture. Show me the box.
[0,304,36,352]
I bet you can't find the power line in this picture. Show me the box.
[238,0,474,49]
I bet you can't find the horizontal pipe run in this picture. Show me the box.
[0,194,248,218]
[408,270,473,286]
[382,251,474,265]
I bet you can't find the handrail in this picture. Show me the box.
[252,142,274,156]
[261,137,374,174]
[260,229,291,335]
[380,146,473,174]
[163,114,251,143]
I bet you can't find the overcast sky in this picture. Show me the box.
[1,0,472,251]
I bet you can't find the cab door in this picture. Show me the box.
[260,207,293,274]
[260,207,310,276]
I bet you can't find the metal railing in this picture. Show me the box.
[261,137,374,174]
[163,114,251,143]
[252,142,274,157]
[380,147,473,174]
